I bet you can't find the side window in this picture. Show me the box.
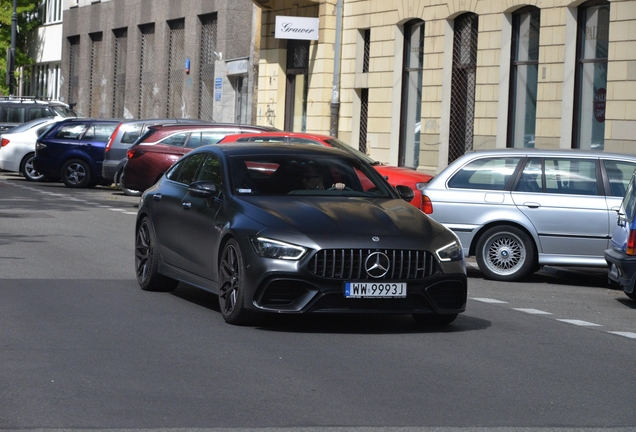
[185,133,202,149]
[166,153,205,185]
[5,107,25,123]
[161,133,189,146]
[55,124,89,139]
[120,124,144,144]
[94,124,118,141]
[28,107,51,121]
[603,160,636,197]
[544,158,597,196]
[448,157,522,190]
[197,154,222,187]
[201,131,233,145]
[515,158,543,192]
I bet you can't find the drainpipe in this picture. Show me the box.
[329,0,344,137]
[8,0,17,95]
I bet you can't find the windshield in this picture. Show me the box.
[324,138,380,166]
[50,105,81,118]
[230,153,393,198]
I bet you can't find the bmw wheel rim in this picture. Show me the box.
[483,233,525,276]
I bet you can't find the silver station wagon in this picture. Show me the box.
[422,149,636,281]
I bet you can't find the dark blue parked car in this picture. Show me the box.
[33,118,121,188]
[605,171,636,300]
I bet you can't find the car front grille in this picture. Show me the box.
[308,249,437,280]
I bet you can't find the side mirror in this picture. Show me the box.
[395,185,414,202]
[188,181,218,199]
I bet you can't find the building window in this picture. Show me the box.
[89,32,103,117]
[448,13,478,163]
[67,36,80,107]
[138,23,155,119]
[362,29,370,73]
[166,19,185,118]
[40,0,62,24]
[284,39,310,132]
[573,0,609,150]
[399,19,424,169]
[235,76,248,124]
[359,88,369,153]
[26,63,60,99]
[112,28,127,118]
[198,13,218,122]
[508,7,540,148]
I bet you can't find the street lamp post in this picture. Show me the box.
[8,0,17,95]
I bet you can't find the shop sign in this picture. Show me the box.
[275,16,319,41]
[594,88,606,123]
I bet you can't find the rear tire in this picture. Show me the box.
[475,225,536,282]
[61,159,91,188]
[135,217,178,292]
[20,153,45,181]
[120,173,142,196]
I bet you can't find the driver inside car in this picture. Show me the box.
[302,164,345,190]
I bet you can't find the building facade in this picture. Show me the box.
[59,0,259,123]
[18,0,64,99]
[252,0,636,175]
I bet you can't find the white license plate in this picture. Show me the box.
[344,282,407,298]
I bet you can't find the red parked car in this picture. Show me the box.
[120,123,277,195]
[218,132,434,211]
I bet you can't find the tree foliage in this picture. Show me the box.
[0,0,41,95]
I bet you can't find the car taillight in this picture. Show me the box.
[627,230,636,256]
[127,148,145,159]
[422,195,433,214]
[105,122,122,153]
[35,142,47,151]
[1,138,9,147]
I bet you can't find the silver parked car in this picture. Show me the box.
[422,149,636,281]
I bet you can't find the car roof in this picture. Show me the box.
[55,118,123,124]
[457,148,636,160]
[193,142,354,158]
[147,123,276,132]
[221,131,333,141]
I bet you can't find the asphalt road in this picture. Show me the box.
[1,171,635,432]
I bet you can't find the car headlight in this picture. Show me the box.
[250,237,307,260]
[435,240,463,262]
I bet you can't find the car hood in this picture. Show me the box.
[235,196,446,238]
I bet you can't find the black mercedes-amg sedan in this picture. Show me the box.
[135,143,467,325]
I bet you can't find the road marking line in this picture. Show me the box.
[471,298,508,304]
[108,208,126,212]
[513,308,552,315]
[608,331,636,339]
[124,212,137,215]
[557,319,602,327]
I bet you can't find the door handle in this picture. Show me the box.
[182,201,192,210]
[523,202,540,209]
[152,193,162,201]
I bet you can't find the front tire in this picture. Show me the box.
[20,153,45,181]
[61,159,91,188]
[218,239,252,325]
[135,217,178,292]
[476,225,536,281]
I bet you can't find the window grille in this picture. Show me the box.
[112,28,128,118]
[286,40,309,73]
[448,13,478,164]
[363,29,370,73]
[167,19,185,118]
[198,14,217,122]
[89,33,103,117]
[359,88,368,153]
[68,36,80,106]
[138,24,155,119]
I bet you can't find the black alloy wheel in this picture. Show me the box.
[61,158,91,188]
[135,217,178,292]
[218,238,252,325]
